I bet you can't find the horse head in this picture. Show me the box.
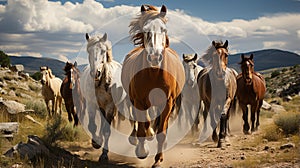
[85,33,112,80]
[211,40,228,79]
[40,66,54,85]
[183,53,198,86]
[240,53,254,85]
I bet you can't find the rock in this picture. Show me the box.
[271,104,286,113]
[10,64,24,72]
[19,93,32,99]
[0,99,26,114]
[262,139,268,143]
[283,95,293,102]
[0,88,7,94]
[280,143,295,150]
[8,90,16,97]
[4,135,49,160]
[262,100,271,110]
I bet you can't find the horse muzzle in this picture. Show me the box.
[147,54,163,67]
[41,80,46,85]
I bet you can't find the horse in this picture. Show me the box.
[236,54,266,134]
[179,53,203,133]
[197,40,237,148]
[40,66,63,117]
[121,5,185,167]
[80,32,129,162]
[60,61,79,126]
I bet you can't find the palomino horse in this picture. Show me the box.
[197,40,237,148]
[81,33,128,161]
[179,54,203,133]
[40,66,63,117]
[121,5,185,167]
[236,54,266,134]
[60,61,79,126]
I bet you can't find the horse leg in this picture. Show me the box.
[152,100,172,168]
[251,102,259,132]
[241,104,250,134]
[192,103,201,135]
[255,100,263,131]
[217,97,233,148]
[90,105,103,149]
[71,103,79,126]
[45,99,51,117]
[99,106,115,162]
[58,97,62,115]
[211,107,218,143]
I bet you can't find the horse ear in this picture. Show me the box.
[193,53,198,61]
[241,54,245,60]
[224,40,228,48]
[46,66,49,70]
[141,5,146,13]
[250,54,254,60]
[212,41,216,47]
[85,33,89,41]
[160,5,167,17]
[101,33,107,42]
[74,61,77,67]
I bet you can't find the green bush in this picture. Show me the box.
[0,50,10,67]
[43,116,78,145]
[274,112,300,135]
[271,70,280,78]
[24,100,47,119]
[31,71,42,81]
[262,124,282,141]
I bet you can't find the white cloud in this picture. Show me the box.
[0,0,299,64]
[57,54,69,62]
[263,41,286,49]
[8,52,42,57]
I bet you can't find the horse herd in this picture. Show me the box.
[38,5,266,167]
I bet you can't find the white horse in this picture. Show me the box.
[40,66,63,117]
[80,33,129,162]
[179,54,203,133]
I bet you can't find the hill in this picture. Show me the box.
[9,49,300,79]
[9,56,66,79]
[228,49,300,73]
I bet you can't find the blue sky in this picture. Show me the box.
[0,0,300,64]
[52,0,300,21]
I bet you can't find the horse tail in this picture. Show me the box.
[229,95,240,117]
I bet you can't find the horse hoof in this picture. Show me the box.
[135,143,149,159]
[92,139,102,149]
[152,164,162,168]
[243,130,251,135]
[99,154,109,162]
[217,139,225,148]
[146,127,155,141]
[128,136,138,146]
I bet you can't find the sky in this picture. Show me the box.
[0,0,300,64]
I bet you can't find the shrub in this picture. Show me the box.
[274,112,300,135]
[262,123,282,141]
[270,70,280,78]
[24,100,47,119]
[0,50,10,67]
[31,71,42,81]
[43,116,78,145]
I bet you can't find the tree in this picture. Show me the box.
[0,50,11,67]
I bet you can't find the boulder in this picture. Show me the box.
[271,104,286,113]
[10,64,24,72]
[0,99,25,114]
[262,100,271,110]
[4,135,49,160]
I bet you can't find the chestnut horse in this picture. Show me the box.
[236,54,266,134]
[60,61,79,126]
[197,40,237,148]
[121,5,185,167]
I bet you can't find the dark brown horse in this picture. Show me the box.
[121,5,185,167]
[236,54,266,134]
[197,40,237,148]
[60,62,79,126]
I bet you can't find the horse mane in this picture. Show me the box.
[201,40,227,68]
[129,5,168,47]
[48,68,55,78]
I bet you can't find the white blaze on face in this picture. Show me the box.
[143,18,167,66]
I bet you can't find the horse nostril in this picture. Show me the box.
[158,54,163,62]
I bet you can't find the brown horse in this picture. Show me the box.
[60,61,79,126]
[121,5,185,167]
[236,54,266,134]
[197,40,237,148]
